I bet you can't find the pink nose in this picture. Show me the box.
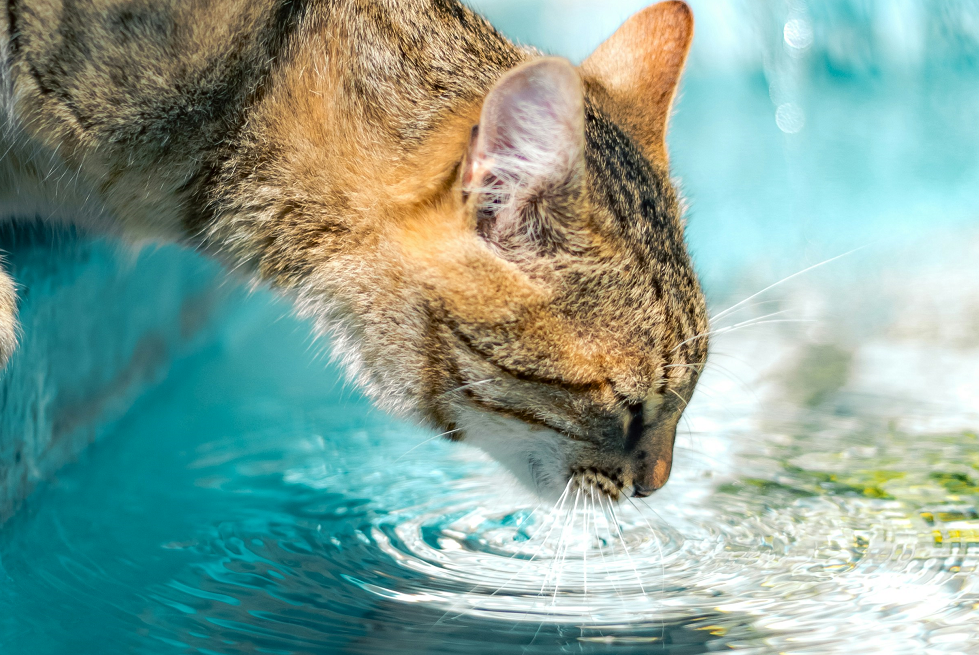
[633,458,672,497]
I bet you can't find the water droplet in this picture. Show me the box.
[775,103,806,134]
[784,18,814,50]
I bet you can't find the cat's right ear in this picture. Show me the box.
[462,58,585,249]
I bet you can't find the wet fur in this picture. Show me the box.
[0,0,708,499]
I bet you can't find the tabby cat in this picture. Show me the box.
[0,0,709,500]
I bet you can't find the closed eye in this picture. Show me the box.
[460,386,592,442]
[450,324,604,394]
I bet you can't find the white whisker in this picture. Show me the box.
[667,388,688,408]
[550,487,582,604]
[538,483,576,597]
[710,246,868,323]
[707,298,783,321]
[394,429,460,462]
[582,492,589,600]
[604,495,646,595]
[673,309,797,353]
[663,362,706,371]
[436,378,499,399]
[715,308,796,330]
[593,488,623,602]
[433,482,573,628]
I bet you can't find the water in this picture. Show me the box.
[4,1,979,653]
[2,270,979,654]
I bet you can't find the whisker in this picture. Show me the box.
[710,246,867,323]
[539,484,576,597]
[676,413,703,460]
[704,350,766,379]
[529,482,573,561]
[480,491,572,602]
[663,363,706,371]
[394,429,461,462]
[669,360,762,412]
[699,360,761,399]
[689,318,817,351]
[667,359,751,388]
[713,308,796,331]
[530,494,581,645]
[667,388,688,408]
[712,318,814,337]
[593,488,623,602]
[436,378,499,399]
[551,487,582,604]
[672,310,798,352]
[707,298,784,321]
[582,491,590,601]
[634,498,671,529]
[604,495,646,595]
[434,482,573,628]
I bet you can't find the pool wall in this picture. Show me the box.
[0,225,228,523]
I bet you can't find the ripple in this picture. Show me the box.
[4,323,979,654]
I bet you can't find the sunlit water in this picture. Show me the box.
[3,264,979,654]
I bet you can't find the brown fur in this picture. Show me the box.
[0,0,708,500]
[582,1,693,162]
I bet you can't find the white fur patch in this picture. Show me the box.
[454,405,570,501]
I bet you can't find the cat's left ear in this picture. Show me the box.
[462,58,585,249]
[582,1,693,161]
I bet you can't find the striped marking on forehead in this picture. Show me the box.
[582,102,684,258]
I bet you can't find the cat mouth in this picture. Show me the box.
[569,466,626,501]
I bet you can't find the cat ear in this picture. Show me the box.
[581,1,693,161]
[462,58,585,247]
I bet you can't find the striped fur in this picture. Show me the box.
[0,0,708,499]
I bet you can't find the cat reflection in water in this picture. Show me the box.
[0,0,708,500]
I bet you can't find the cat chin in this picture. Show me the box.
[453,406,571,503]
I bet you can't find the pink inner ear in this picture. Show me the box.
[465,58,585,202]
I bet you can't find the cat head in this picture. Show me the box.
[358,2,708,501]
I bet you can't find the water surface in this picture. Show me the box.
[3,288,979,653]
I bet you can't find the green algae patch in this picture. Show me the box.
[718,468,907,501]
[929,471,979,496]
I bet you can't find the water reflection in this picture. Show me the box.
[4,246,979,653]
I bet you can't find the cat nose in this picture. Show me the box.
[633,456,673,497]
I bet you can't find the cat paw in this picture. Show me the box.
[0,265,18,369]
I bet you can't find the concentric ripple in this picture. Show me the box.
[3,319,979,654]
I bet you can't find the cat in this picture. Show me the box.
[0,0,708,501]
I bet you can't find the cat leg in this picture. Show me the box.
[0,259,17,368]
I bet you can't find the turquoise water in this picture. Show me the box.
[0,312,746,654]
[4,1,979,653]
[5,282,979,653]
